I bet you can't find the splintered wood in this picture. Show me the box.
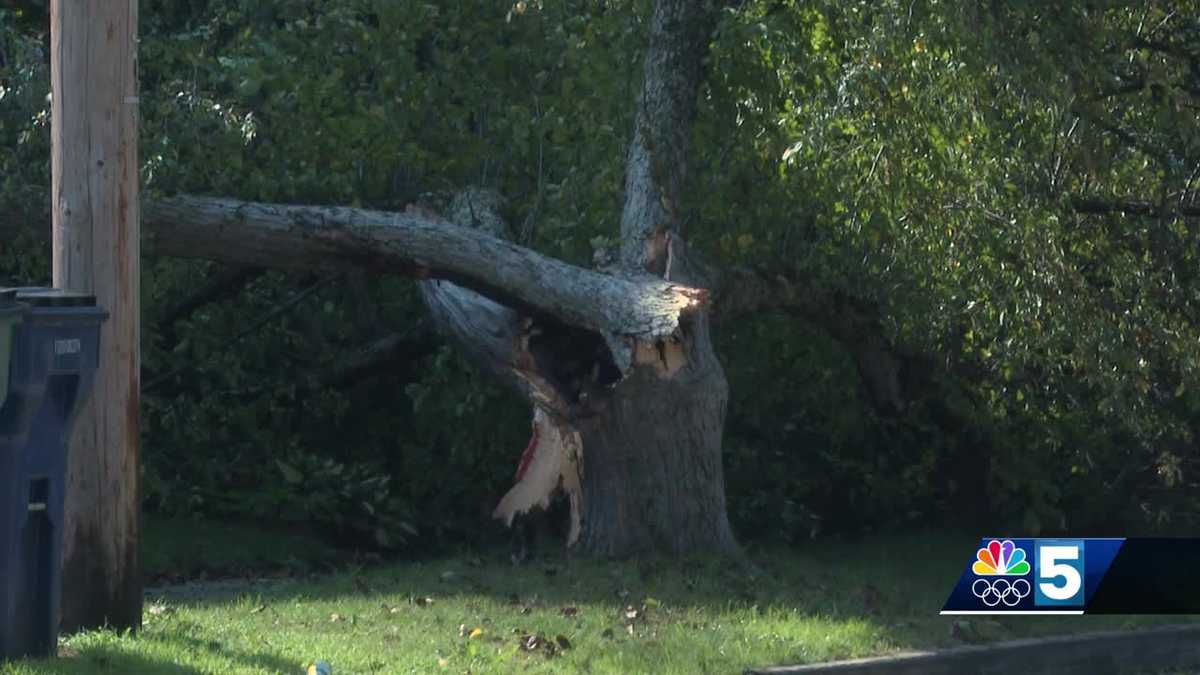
[493,407,584,545]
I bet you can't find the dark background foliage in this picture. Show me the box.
[2,0,1198,551]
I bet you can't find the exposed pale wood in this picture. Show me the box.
[28,0,739,560]
[418,191,585,538]
[51,0,142,631]
[143,195,706,342]
[492,407,583,546]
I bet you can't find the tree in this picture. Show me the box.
[6,0,1200,549]
[128,0,738,556]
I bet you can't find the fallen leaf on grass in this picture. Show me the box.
[469,628,484,639]
[329,613,342,622]
[518,632,565,657]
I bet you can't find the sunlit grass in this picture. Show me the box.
[3,530,1195,674]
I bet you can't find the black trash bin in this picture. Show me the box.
[0,288,106,660]
[0,288,28,411]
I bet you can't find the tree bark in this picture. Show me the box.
[421,1,738,557]
[573,0,737,555]
[50,0,142,632]
[24,0,739,559]
[575,314,735,555]
[140,195,706,342]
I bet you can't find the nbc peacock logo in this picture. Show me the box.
[972,539,1031,576]
[970,539,1032,608]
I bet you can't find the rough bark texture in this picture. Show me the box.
[50,0,142,632]
[418,2,738,557]
[575,0,738,555]
[143,195,706,342]
[25,0,741,560]
[429,1,736,557]
[417,192,588,543]
[576,312,735,555]
[619,0,714,273]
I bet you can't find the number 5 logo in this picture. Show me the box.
[1035,540,1085,606]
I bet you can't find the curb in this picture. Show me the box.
[745,623,1200,674]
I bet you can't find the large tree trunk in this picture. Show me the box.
[575,0,736,555]
[576,312,735,555]
[420,189,736,556]
[424,1,737,556]
[14,0,742,558]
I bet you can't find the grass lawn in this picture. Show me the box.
[2,524,1196,674]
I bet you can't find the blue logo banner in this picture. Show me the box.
[941,538,1125,614]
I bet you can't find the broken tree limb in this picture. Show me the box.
[157,264,263,328]
[417,190,587,542]
[492,407,584,546]
[309,328,438,391]
[141,194,706,341]
[714,265,908,413]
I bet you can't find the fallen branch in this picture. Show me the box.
[140,195,706,341]
[714,266,908,413]
[157,264,264,328]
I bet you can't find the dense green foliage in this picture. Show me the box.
[2,0,1198,549]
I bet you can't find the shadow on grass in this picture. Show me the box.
[139,527,1200,673]
[143,632,301,674]
[7,632,301,675]
[7,646,202,675]
[149,530,982,644]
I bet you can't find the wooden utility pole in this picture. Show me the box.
[50,0,142,631]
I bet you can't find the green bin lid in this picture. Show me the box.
[6,287,97,307]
